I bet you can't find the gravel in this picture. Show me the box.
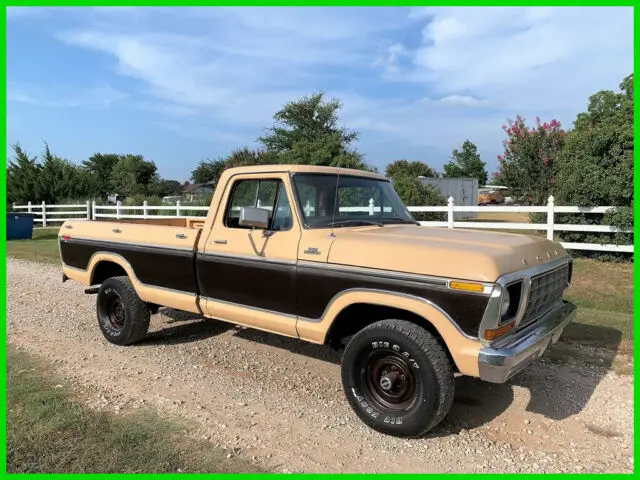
[6,258,634,473]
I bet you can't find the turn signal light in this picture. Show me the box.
[449,281,485,293]
[484,321,515,340]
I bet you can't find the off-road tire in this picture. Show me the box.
[341,319,455,438]
[96,276,150,346]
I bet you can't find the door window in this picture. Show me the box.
[224,179,293,231]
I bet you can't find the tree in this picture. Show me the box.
[258,92,374,171]
[496,115,566,205]
[443,140,488,185]
[38,143,95,203]
[191,148,279,185]
[82,153,121,196]
[7,143,41,204]
[191,158,227,184]
[111,155,159,197]
[152,179,183,197]
[390,176,446,222]
[384,159,444,221]
[553,73,633,259]
[385,160,436,179]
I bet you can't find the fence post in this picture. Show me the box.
[116,201,121,220]
[86,200,91,220]
[143,201,148,219]
[92,201,96,221]
[27,201,32,214]
[368,198,375,216]
[176,200,181,217]
[546,195,555,240]
[447,196,455,229]
[42,201,47,228]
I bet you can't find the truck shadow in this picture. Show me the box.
[232,324,623,436]
[138,312,624,433]
[140,308,235,345]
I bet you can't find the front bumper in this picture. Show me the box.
[478,301,577,383]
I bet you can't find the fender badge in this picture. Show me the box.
[304,247,321,255]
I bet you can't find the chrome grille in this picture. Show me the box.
[519,263,570,328]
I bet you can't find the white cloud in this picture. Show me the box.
[397,7,633,111]
[7,82,128,109]
[8,6,634,172]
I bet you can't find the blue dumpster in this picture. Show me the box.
[7,212,36,240]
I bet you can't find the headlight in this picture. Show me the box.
[500,289,511,317]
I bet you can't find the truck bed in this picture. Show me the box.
[59,219,203,309]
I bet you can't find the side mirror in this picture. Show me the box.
[239,206,270,229]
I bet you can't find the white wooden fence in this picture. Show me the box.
[12,201,90,227]
[12,196,633,253]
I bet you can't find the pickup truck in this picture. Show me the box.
[59,164,576,438]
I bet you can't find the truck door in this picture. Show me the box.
[197,172,301,338]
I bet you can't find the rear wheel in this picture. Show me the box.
[96,276,150,346]
[341,319,455,438]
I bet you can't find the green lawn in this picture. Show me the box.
[7,228,61,264]
[7,345,262,473]
[7,227,633,351]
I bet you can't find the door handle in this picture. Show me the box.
[176,233,187,239]
[112,228,121,233]
[212,239,227,244]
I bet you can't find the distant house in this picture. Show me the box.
[182,183,214,202]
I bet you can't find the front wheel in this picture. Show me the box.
[341,319,455,438]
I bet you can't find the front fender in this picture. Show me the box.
[295,288,482,377]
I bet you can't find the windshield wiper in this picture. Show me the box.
[377,217,420,225]
[326,219,384,227]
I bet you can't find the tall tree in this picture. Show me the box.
[443,140,488,185]
[258,92,374,171]
[82,153,121,195]
[191,158,227,184]
[7,143,41,204]
[554,73,633,257]
[495,115,566,205]
[385,160,436,180]
[111,155,159,197]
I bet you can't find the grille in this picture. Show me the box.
[519,263,570,328]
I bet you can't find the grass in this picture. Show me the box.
[7,227,633,356]
[7,227,61,264]
[6,344,262,473]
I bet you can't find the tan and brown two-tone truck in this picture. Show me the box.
[59,165,576,438]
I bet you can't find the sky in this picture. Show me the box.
[6,6,634,182]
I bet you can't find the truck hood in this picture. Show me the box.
[326,225,568,282]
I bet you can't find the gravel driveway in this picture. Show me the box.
[6,258,634,473]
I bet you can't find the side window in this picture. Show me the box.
[224,179,293,231]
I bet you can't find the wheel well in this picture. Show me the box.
[91,261,127,286]
[325,303,456,370]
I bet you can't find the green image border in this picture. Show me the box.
[1,2,637,478]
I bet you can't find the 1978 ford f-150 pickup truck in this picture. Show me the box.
[59,164,577,438]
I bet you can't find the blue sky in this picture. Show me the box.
[7,6,633,182]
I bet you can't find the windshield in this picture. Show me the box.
[291,173,416,228]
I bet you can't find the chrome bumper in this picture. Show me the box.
[478,301,577,383]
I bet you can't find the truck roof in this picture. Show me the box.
[222,164,388,180]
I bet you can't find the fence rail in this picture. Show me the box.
[12,201,90,227]
[12,196,633,253]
